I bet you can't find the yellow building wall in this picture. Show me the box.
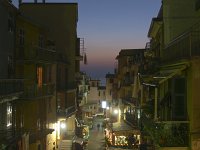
[162,0,196,45]
[188,58,200,141]
[16,15,57,149]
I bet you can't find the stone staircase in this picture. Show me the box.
[59,140,72,150]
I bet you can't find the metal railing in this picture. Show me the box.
[0,128,54,147]
[0,79,24,101]
[163,31,200,62]
[16,45,56,62]
[125,112,138,127]
[57,106,76,118]
[57,81,77,91]
[22,83,55,99]
[141,114,189,147]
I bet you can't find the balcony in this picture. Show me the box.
[16,46,56,63]
[0,128,54,147]
[57,106,77,118]
[141,114,189,147]
[29,128,54,143]
[22,83,55,99]
[123,97,138,106]
[163,31,200,62]
[125,112,138,127]
[0,79,24,103]
[57,81,77,91]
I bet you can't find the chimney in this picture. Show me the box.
[34,0,37,3]
[42,0,45,3]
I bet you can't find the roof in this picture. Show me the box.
[116,49,145,59]
[105,73,115,78]
[20,2,78,6]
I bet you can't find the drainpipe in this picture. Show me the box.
[154,87,158,121]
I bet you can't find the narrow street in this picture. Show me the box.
[86,118,106,150]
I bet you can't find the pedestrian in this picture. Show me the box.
[97,123,100,131]
[101,123,104,132]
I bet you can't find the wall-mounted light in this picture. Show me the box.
[60,123,66,129]
[114,109,118,114]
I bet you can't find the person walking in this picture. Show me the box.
[97,123,100,131]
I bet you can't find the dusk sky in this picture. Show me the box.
[13,0,161,84]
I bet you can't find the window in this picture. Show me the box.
[109,78,113,83]
[110,90,112,96]
[8,55,14,78]
[172,78,187,120]
[48,98,52,113]
[38,34,44,48]
[92,82,95,87]
[19,28,25,45]
[98,91,100,96]
[48,66,52,82]
[37,66,43,87]
[8,12,14,33]
[7,103,12,127]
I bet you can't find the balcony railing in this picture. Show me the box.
[57,106,76,118]
[125,112,138,127]
[0,79,24,102]
[163,31,200,62]
[16,45,56,63]
[22,83,55,99]
[123,97,138,106]
[0,128,54,147]
[57,81,77,91]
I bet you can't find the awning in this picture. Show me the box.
[140,63,189,87]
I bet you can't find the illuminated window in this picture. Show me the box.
[7,103,12,127]
[37,66,43,87]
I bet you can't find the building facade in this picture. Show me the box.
[0,1,24,149]
[139,0,200,149]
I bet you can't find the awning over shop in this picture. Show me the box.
[140,63,189,87]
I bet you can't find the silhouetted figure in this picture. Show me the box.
[97,123,100,131]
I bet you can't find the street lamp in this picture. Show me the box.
[114,109,118,114]
[60,123,66,129]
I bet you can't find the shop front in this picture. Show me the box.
[105,121,140,149]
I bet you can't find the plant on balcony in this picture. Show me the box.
[141,113,189,147]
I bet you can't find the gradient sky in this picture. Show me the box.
[13,0,161,84]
